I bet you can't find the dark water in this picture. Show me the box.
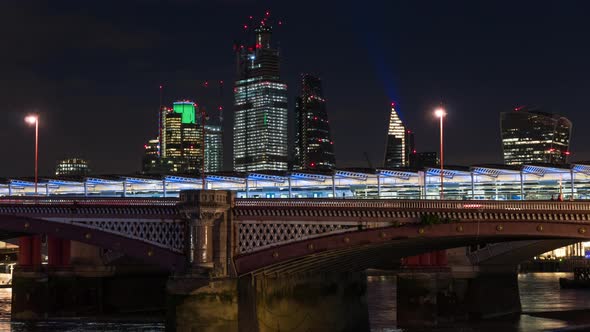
[368,272,590,332]
[0,273,588,331]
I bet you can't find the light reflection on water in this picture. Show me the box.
[0,273,586,331]
[368,272,590,332]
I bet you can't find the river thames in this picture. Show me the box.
[0,273,588,331]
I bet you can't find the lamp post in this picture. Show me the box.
[25,115,39,195]
[434,108,446,200]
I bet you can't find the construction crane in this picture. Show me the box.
[363,152,373,169]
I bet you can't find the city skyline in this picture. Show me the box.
[2,1,590,177]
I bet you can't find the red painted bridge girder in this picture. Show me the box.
[0,214,187,272]
[233,221,590,276]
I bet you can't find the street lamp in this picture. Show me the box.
[434,108,446,200]
[25,115,39,195]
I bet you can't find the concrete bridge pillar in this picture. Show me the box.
[179,190,235,277]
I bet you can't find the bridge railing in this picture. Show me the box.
[0,197,178,206]
[235,199,590,211]
[3,197,590,212]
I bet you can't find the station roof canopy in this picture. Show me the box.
[85,176,124,184]
[425,166,471,178]
[164,175,202,184]
[246,171,288,183]
[471,164,522,177]
[205,172,246,184]
[376,168,419,180]
[8,178,48,187]
[288,171,330,182]
[571,163,590,176]
[121,175,163,184]
[334,169,373,181]
[521,164,571,176]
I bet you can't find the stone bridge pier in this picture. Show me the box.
[167,273,371,332]
[178,190,236,277]
[168,190,371,332]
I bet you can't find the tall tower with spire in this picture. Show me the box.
[233,21,288,171]
[384,102,408,168]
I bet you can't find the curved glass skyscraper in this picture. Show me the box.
[501,107,572,165]
[293,74,336,170]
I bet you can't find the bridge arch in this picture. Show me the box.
[0,214,186,272]
[234,221,590,276]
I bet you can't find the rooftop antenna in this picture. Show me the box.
[218,80,224,124]
[158,84,163,157]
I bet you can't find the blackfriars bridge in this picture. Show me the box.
[1,193,589,273]
[2,191,590,330]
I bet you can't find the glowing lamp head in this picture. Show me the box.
[25,115,38,125]
[434,108,446,118]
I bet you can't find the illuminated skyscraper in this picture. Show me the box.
[55,158,90,176]
[501,107,572,165]
[293,74,335,170]
[233,24,288,171]
[384,102,408,168]
[204,124,223,172]
[147,101,203,174]
[142,139,160,173]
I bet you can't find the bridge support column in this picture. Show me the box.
[47,237,71,267]
[47,236,60,267]
[61,240,71,266]
[17,237,32,266]
[31,235,42,267]
[179,190,235,277]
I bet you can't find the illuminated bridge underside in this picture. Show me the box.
[234,221,590,276]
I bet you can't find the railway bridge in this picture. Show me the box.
[3,190,590,330]
[1,191,589,274]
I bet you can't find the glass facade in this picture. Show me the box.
[204,124,223,172]
[294,74,336,171]
[501,108,572,165]
[55,158,90,176]
[233,25,288,171]
[409,152,439,168]
[145,101,203,174]
[384,103,407,167]
[142,139,160,173]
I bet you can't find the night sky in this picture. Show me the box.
[2,0,590,177]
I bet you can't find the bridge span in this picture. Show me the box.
[0,193,589,274]
[3,191,590,329]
